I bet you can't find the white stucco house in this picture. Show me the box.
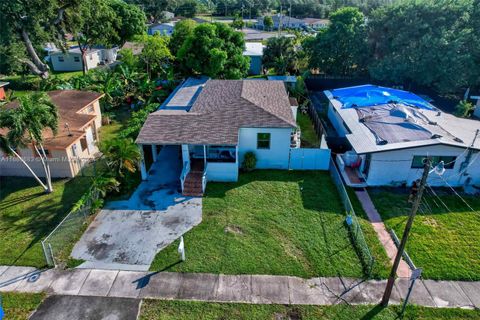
[256,15,306,30]
[0,90,104,178]
[147,22,175,36]
[325,85,480,188]
[243,42,264,75]
[49,47,118,72]
[136,77,330,196]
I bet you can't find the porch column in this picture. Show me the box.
[235,146,239,166]
[203,145,207,167]
[138,144,147,180]
[152,145,158,162]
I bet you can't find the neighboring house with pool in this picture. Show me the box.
[325,85,480,188]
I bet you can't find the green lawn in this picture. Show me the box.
[50,70,84,80]
[297,112,320,148]
[99,106,131,141]
[0,292,45,320]
[139,300,480,320]
[151,171,389,278]
[0,176,91,267]
[369,187,480,281]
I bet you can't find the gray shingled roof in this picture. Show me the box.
[136,79,296,145]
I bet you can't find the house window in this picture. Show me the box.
[257,133,271,149]
[87,105,95,113]
[91,123,97,142]
[80,137,88,151]
[74,56,80,62]
[71,144,77,157]
[411,156,456,169]
[58,56,64,62]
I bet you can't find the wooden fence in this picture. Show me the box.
[306,101,326,141]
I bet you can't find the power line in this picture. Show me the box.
[438,174,479,214]
[426,185,452,212]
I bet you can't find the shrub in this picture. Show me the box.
[242,151,257,171]
[455,100,474,118]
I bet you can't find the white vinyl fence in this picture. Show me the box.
[289,148,331,170]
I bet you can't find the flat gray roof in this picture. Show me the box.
[325,89,480,154]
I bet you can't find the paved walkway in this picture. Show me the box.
[355,189,412,278]
[0,266,478,309]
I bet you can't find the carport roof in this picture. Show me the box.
[136,79,296,145]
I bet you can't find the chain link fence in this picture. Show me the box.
[329,157,375,276]
[41,159,103,268]
[41,194,96,267]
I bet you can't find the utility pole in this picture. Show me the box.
[381,158,431,307]
[278,0,283,36]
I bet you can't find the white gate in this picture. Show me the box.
[289,148,331,170]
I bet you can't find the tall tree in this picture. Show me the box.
[177,23,249,79]
[169,19,197,56]
[0,92,58,193]
[109,0,147,44]
[263,36,298,75]
[125,0,168,22]
[174,0,198,18]
[66,0,120,75]
[368,0,478,93]
[0,0,81,78]
[263,16,274,31]
[139,34,174,79]
[64,0,145,75]
[231,15,244,29]
[306,7,368,76]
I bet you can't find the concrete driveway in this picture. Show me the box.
[71,146,202,270]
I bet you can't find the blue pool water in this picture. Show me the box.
[330,85,435,110]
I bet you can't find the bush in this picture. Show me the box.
[242,151,257,171]
[455,100,474,118]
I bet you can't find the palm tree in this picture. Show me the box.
[71,174,120,213]
[0,92,58,193]
[99,138,141,177]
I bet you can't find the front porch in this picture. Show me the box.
[138,143,239,197]
[181,144,239,196]
[336,151,369,187]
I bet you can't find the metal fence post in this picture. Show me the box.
[41,240,54,267]
[48,243,56,268]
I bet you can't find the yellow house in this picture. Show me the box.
[0,90,104,178]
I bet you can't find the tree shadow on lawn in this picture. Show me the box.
[0,176,91,266]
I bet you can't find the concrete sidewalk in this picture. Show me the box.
[0,266,478,309]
